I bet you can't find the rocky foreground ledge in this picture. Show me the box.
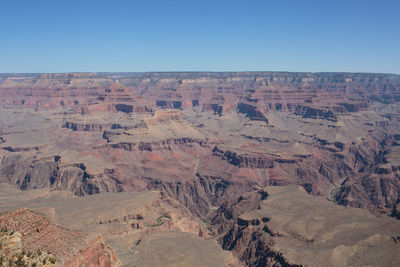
[0,208,120,267]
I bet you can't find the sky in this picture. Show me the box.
[0,0,399,73]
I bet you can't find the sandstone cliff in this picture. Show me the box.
[0,209,120,267]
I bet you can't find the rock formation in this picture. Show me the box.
[1,71,400,266]
[0,209,120,267]
[207,185,400,266]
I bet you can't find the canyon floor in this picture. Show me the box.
[1,72,400,266]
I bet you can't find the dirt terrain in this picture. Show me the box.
[0,183,238,266]
[208,185,400,267]
[1,72,400,266]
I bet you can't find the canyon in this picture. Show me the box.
[1,72,400,266]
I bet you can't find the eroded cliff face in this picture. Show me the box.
[1,72,399,113]
[0,229,57,267]
[1,72,400,266]
[0,154,121,196]
[0,209,120,267]
[1,72,400,217]
[207,186,400,267]
[0,185,236,266]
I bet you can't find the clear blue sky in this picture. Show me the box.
[0,0,399,73]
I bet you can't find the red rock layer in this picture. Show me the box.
[0,209,120,266]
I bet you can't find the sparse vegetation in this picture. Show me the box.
[328,187,340,204]
[147,215,171,227]
[0,230,56,267]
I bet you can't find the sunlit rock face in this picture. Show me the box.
[1,72,400,266]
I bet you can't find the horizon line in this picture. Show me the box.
[1,70,399,76]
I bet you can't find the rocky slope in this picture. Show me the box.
[1,72,400,265]
[0,183,239,266]
[0,208,120,267]
[207,185,400,267]
[0,228,57,267]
